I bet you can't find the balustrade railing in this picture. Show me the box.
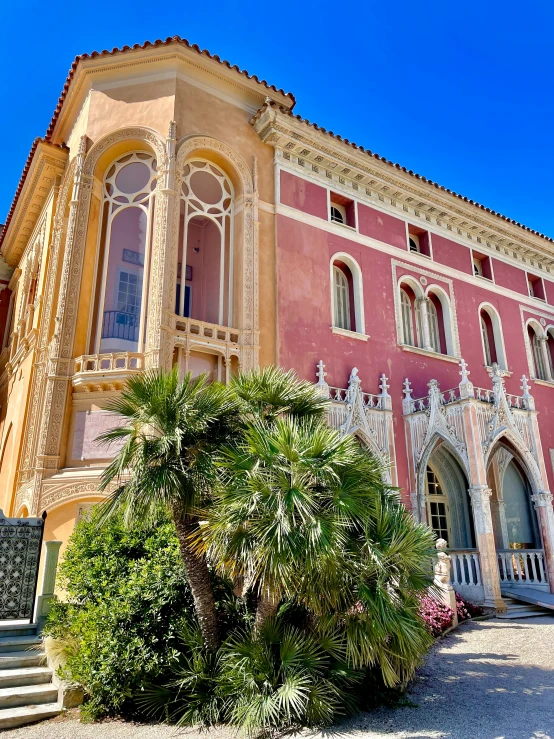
[74,352,144,374]
[497,549,547,587]
[449,549,482,588]
[172,315,240,344]
[406,384,531,415]
[328,386,386,410]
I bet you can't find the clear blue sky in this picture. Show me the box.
[2,1,554,236]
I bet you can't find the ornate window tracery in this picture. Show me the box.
[91,152,158,353]
[177,160,234,326]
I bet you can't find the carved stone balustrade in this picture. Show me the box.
[72,352,144,392]
[167,314,245,372]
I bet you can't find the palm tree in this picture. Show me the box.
[198,415,435,682]
[97,369,239,650]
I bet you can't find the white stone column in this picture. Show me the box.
[532,491,554,592]
[417,297,433,352]
[538,337,553,381]
[469,485,504,609]
[34,540,62,627]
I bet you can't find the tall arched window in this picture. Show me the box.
[333,266,351,330]
[400,288,415,346]
[91,152,157,353]
[478,305,508,369]
[178,160,233,326]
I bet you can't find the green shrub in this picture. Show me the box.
[45,508,198,720]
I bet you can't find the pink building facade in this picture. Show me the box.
[254,102,554,609]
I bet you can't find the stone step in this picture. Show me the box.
[497,610,550,619]
[0,624,39,639]
[0,635,42,652]
[0,683,58,710]
[0,651,45,670]
[0,666,52,689]
[0,702,61,731]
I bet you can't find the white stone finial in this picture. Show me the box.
[521,374,532,398]
[315,360,329,397]
[379,373,390,397]
[402,378,414,415]
[167,120,177,140]
[316,360,327,385]
[459,358,470,383]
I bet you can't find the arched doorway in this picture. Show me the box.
[488,444,547,589]
[425,443,474,549]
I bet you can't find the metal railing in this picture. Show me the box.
[497,549,547,586]
[102,310,140,343]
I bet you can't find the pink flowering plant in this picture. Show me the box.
[456,592,483,621]
[418,594,454,637]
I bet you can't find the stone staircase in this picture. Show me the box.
[497,597,552,620]
[0,623,62,730]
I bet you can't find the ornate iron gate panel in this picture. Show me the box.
[0,510,45,620]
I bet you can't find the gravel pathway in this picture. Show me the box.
[5,616,554,739]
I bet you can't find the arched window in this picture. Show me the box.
[528,324,548,381]
[400,288,415,346]
[333,265,351,330]
[178,160,233,326]
[91,152,157,353]
[478,305,508,370]
[330,254,365,335]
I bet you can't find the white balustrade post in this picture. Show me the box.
[34,540,62,628]
[433,539,458,627]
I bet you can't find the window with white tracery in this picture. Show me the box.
[178,160,233,326]
[91,152,157,353]
[333,266,351,331]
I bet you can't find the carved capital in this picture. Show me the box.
[531,491,553,508]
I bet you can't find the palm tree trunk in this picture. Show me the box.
[254,590,279,633]
[172,506,220,650]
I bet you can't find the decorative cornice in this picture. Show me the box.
[1,142,68,264]
[253,105,554,273]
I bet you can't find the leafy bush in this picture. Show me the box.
[418,594,454,637]
[44,508,199,720]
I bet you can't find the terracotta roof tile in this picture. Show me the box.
[255,102,554,245]
[44,36,295,141]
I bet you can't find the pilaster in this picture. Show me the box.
[532,491,554,593]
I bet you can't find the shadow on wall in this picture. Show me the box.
[327,619,554,739]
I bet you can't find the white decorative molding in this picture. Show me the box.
[316,362,395,483]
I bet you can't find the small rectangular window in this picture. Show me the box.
[528,274,546,300]
[472,251,493,280]
[329,192,356,228]
[408,225,431,257]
